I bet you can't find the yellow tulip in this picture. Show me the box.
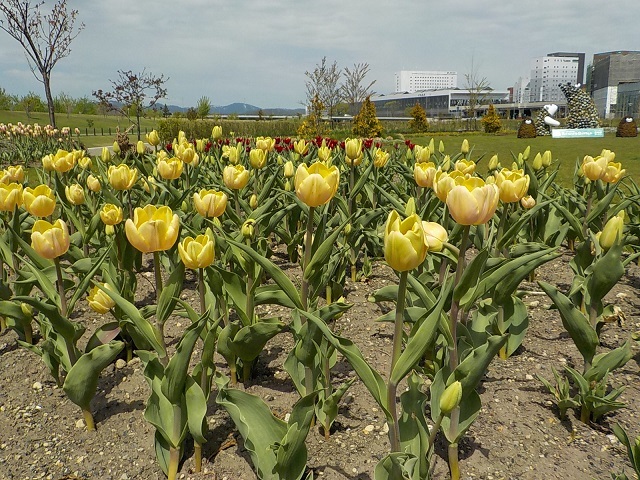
[222,143,243,164]
[413,145,431,163]
[294,162,340,207]
[78,156,92,170]
[542,150,552,167]
[495,168,530,203]
[532,153,543,170]
[488,154,499,171]
[446,176,499,225]
[520,195,536,209]
[125,205,180,253]
[174,142,197,164]
[599,211,625,250]
[344,138,363,165]
[455,159,476,175]
[23,184,56,217]
[441,155,451,171]
[212,125,223,140]
[283,160,295,178]
[384,210,427,272]
[439,381,462,415]
[101,146,112,163]
[317,145,332,163]
[31,219,70,259]
[582,155,608,181]
[196,139,206,153]
[414,162,437,188]
[294,139,309,156]
[438,140,445,154]
[108,164,138,190]
[65,183,85,206]
[0,183,23,211]
[522,146,531,161]
[41,153,54,172]
[461,139,470,154]
[432,169,464,202]
[255,136,275,152]
[112,141,121,155]
[249,148,267,169]
[422,221,448,252]
[86,174,102,193]
[146,130,160,146]
[157,156,183,180]
[602,161,625,183]
[51,149,76,173]
[223,164,250,190]
[136,141,146,155]
[193,189,227,218]
[1,165,25,184]
[178,233,215,269]
[373,148,390,168]
[100,204,124,225]
[87,283,116,314]
[249,194,258,209]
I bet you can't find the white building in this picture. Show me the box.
[512,76,530,104]
[394,70,457,93]
[529,54,581,102]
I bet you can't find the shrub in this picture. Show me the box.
[352,96,382,137]
[408,103,429,132]
[481,104,502,133]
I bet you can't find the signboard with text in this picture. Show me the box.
[551,128,605,138]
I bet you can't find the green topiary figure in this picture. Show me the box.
[352,96,383,137]
[408,102,429,132]
[481,104,502,133]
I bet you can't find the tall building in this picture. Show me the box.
[394,71,457,93]
[529,52,584,102]
[512,76,530,104]
[591,50,640,117]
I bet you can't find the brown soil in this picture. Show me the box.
[1,249,639,480]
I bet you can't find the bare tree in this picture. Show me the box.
[340,63,376,115]
[93,69,168,140]
[305,57,342,119]
[463,57,492,130]
[0,0,84,127]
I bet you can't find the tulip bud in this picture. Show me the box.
[440,381,462,415]
[242,219,256,239]
[146,130,160,146]
[599,211,625,250]
[438,140,445,154]
[441,155,451,172]
[20,302,33,317]
[344,223,352,236]
[428,138,435,155]
[520,195,536,209]
[112,141,121,155]
[212,125,223,140]
[488,155,499,171]
[532,153,543,171]
[460,139,469,154]
[105,225,115,235]
[404,197,416,217]
[136,141,146,155]
[523,145,531,161]
[542,150,552,167]
[101,146,112,163]
[249,194,258,209]
[283,160,295,178]
[284,180,292,192]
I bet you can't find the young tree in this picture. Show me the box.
[340,62,376,115]
[352,96,382,138]
[55,92,76,118]
[93,69,168,140]
[0,0,84,127]
[464,57,492,130]
[481,104,502,133]
[305,57,342,120]
[196,96,211,119]
[409,103,429,132]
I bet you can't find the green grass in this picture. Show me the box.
[408,132,640,187]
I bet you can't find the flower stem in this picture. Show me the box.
[198,268,206,316]
[153,251,167,365]
[582,182,594,238]
[82,408,96,431]
[53,257,68,317]
[301,206,315,311]
[194,442,202,473]
[388,270,409,452]
[448,442,460,480]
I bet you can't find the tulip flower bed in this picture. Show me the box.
[0,131,639,480]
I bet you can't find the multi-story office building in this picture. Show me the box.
[529,52,584,103]
[512,77,530,104]
[394,70,457,93]
[591,50,640,117]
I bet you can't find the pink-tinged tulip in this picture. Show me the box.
[125,205,180,253]
[384,210,427,271]
[422,221,448,252]
[31,219,70,259]
[446,177,499,225]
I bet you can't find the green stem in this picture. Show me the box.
[301,206,315,311]
[388,270,409,452]
[582,182,593,238]
[246,241,255,325]
[580,405,590,424]
[497,305,507,359]
[194,442,203,473]
[153,252,167,366]
[427,413,444,453]
[234,189,240,219]
[53,257,68,317]
[494,202,510,256]
[198,268,206,316]
[167,446,180,480]
[448,442,460,480]
[0,316,6,332]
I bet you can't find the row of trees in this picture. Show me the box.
[0,88,101,116]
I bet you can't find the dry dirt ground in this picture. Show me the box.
[1,248,639,480]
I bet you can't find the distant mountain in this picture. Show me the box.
[162,102,305,116]
[212,103,261,115]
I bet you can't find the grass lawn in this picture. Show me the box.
[409,132,640,186]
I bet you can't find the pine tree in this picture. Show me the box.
[352,96,382,137]
[408,103,429,132]
[481,104,502,133]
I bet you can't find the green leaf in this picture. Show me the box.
[229,318,287,362]
[454,335,508,397]
[497,199,554,249]
[15,295,83,342]
[538,281,598,367]
[162,315,207,405]
[19,261,60,310]
[454,249,489,303]
[226,238,303,309]
[299,309,390,419]
[586,241,625,312]
[67,245,111,314]
[586,341,633,381]
[303,216,350,282]
[398,374,431,479]
[185,376,208,444]
[587,183,619,224]
[494,248,560,305]
[374,453,421,480]
[156,261,185,325]
[153,430,172,475]
[63,341,124,410]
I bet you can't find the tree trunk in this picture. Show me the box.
[43,75,56,128]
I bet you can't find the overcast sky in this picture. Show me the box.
[0,0,638,109]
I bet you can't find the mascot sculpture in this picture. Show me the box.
[559,83,600,129]
[616,117,638,137]
[534,104,560,136]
